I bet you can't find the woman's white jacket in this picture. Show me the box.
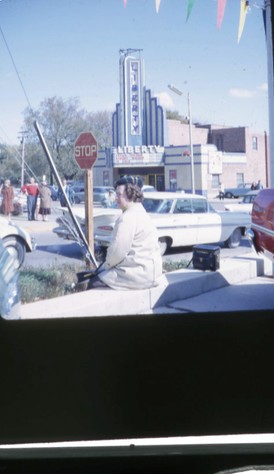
[99,202,162,290]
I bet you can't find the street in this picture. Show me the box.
[20,198,255,270]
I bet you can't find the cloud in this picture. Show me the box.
[229,88,257,99]
[154,91,175,109]
[257,82,268,91]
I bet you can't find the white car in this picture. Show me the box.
[0,237,21,318]
[0,216,35,268]
[54,192,251,256]
[224,190,259,214]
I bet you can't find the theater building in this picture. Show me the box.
[93,50,269,196]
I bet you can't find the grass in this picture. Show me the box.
[19,258,190,304]
[19,262,87,304]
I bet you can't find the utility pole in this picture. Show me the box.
[18,131,28,187]
[168,84,195,193]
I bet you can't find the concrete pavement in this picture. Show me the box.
[11,207,274,319]
[18,251,273,319]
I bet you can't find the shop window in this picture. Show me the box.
[212,174,221,189]
[236,173,244,186]
[252,136,258,150]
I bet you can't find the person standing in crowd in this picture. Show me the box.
[0,179,14,222]
[88,176,162,290]
[218,182,225,200]
[255,179,263,190]
[38,178,51,221]
[21,177,39,221]
[58,178,75,207]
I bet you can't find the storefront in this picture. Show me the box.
[111,145,165,190]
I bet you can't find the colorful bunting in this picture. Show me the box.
[155,0,161,14]
[186,0,196,23]
[217,0,227,29]
[237,0,249,43]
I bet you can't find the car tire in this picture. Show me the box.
[225,192,233,199]
[2,236,26,269]
[158,238,169,256]
[225,227,242,249]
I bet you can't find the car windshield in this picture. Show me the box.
[143,198,173,213]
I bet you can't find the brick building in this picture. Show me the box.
[93,50,269,196]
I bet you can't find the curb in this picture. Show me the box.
[18,252,272,320]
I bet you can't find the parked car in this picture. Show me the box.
[0,237,21,319]
[0,216,36,268]
[49,184,58,201]
[246,188,274,261]
[224,183,252,199]
[53,192,251,256]
[142,185,156,192]
[73,186,115,204]
[224,190,259,213]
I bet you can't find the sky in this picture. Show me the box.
[0,0,269,145]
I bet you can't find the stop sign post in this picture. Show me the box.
[74,132,98,265]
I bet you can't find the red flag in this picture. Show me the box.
[217,0,227,29]
[123,0,127,7]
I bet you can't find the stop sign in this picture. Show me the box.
[74,132,98,169]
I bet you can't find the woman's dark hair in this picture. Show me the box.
[115,176,143,202]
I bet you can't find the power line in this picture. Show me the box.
[0,23,34,112]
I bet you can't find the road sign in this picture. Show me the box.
[74,132,98,169]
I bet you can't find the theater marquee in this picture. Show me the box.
[112,146,164,166]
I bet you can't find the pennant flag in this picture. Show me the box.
[262,5,267,37]
[237,0,249,43]
[155,0,161,14]
[123,0,127,7]
[217,0,227,29]
[186,0,196,23]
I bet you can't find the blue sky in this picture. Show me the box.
[0,0,268,145]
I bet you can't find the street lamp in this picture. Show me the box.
[168,84,195,193]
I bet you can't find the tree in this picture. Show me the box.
[22,96,112,182]
[166,109,188,123]
[0,144,21,185]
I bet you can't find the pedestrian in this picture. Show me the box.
[87,176,162,290]
[21,177,39,221]
[58,178,75,207]
[218,182,225,200]
[255,179,263,190]
[38,178,51,221]
[251,182,257,190]
[0,179,14,222]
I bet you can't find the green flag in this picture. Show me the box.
[186,0,196,23]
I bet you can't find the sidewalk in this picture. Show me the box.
[18,251,273,319]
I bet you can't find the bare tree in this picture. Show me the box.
[22,96,112,181]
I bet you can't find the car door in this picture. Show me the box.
[193,198,222,244]
[171,197,197,246]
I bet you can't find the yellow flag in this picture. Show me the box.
[238,0,249,43]
[155,0,161,14]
